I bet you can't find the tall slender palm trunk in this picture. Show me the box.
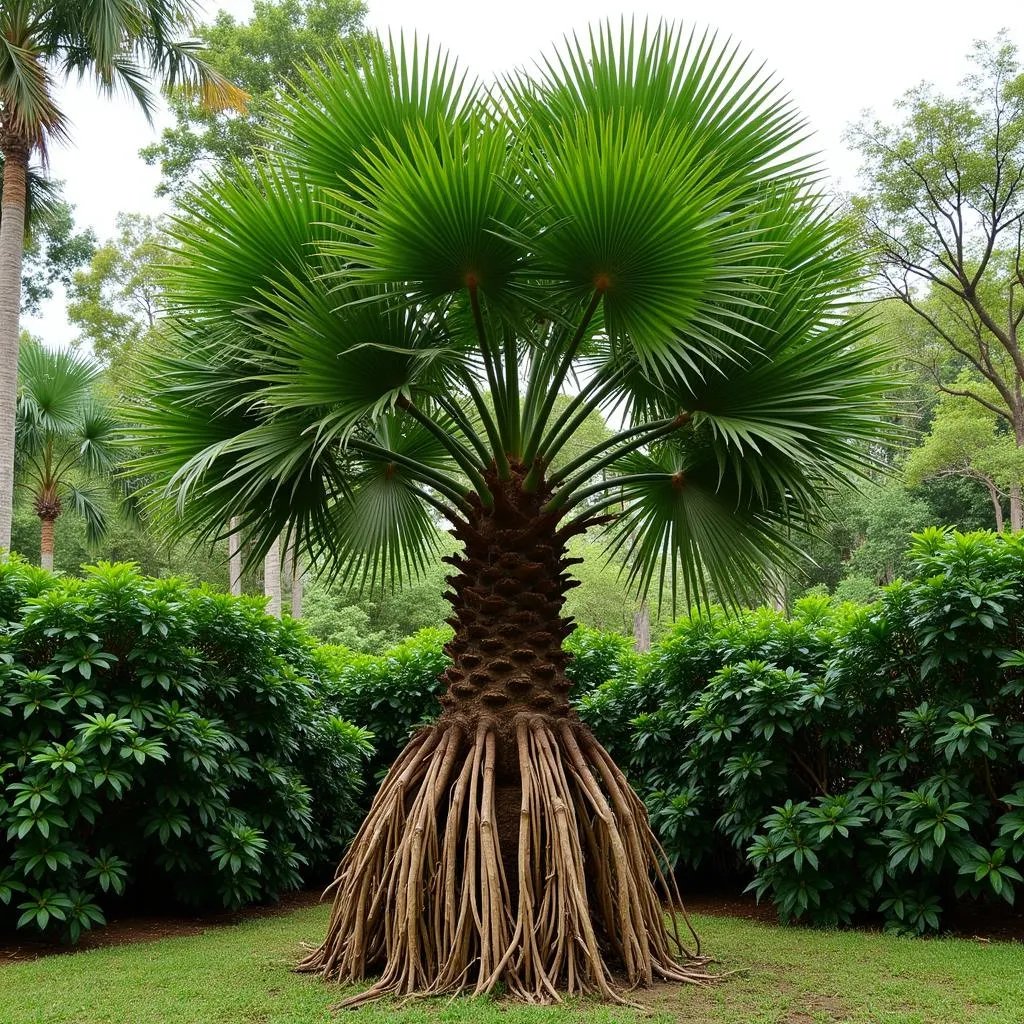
[298,468,710,1004]
[39,516,55,571]
[34,491,61,572]
[0,140,29,555]
[228,517,243,596]
[264,536,281,616]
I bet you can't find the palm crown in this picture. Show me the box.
[16,342,119,564]
[0,0,246,153]
[133,24,892,609]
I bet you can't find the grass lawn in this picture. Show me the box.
[1,903,1022,1024]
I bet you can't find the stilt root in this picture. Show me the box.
[297,716,715,1006]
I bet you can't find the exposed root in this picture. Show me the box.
[297,715,715,1007]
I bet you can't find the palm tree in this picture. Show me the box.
[130,25,896,1004]
[0,0,247,554]
[16,342,117,570]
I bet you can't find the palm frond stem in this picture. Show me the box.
[346,439,474,511]
[547,413,692,488]
[550,471,678,514]
[535,362,631,468]
[522,289,604,477]
[395,396,492,495]
[545,413,692,510]
[467,283,511,462]
[454,370,507,488]
[434,393,494,464]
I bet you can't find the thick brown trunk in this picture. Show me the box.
[437,484,576,739]
[39,516,55,571]
[300,469,710,1004]
[0,141,29,555]
[436,482,578,893]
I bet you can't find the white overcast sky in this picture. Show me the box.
[26,0,1024,344]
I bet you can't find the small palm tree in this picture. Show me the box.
[0,0,247,553]
[130,25,896,1004]
[16,343,117,570]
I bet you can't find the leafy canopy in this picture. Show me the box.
[130,22,896,610]
[140,0,368,196]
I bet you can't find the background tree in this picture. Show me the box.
[141,0,367,196]
[67,213,168,376]
[0,0,245,555]
[15,342,118,570]
[905,379,1023,530]
[848,33,1024,527]
[129,27,895,1005]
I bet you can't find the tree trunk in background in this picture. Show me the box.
[298,469,710,1003]
[289,535,303,618]
[633,600,651,653]
[0,141,29,555]
[39,517,54,571]
[983,480,1006,533]
[768,573,787,612]
[264,537,281,616]
[228,517,243,596]
[1012,418,1024,532]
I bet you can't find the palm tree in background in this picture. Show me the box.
[0,0,247,553]
[16,342,117,570]
[129,25,896,1004]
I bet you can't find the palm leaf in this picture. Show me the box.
[63,482,108,546]
[270,34,477,190]
[128,20,898,605]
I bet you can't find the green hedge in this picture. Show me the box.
[582,529,1024,933]
[9,529,1022,942]
[318,628,450,788]
[311,529,1024,934]
[0,560,371,942]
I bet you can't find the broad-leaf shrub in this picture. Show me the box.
[0,560,371,942]
[586,530,1024,932]
[563,626,639,695]
[318,628,450,786]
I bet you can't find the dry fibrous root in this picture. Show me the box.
[297,714,716,1007]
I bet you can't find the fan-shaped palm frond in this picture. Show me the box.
[15,342,124,565]
[131,19,897,607]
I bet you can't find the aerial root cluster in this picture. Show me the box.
[297,716,714,1007]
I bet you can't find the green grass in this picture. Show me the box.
[1,905,1022,1024]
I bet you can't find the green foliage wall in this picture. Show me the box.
[0,561,370,942]
[7,530,1023,941]
[584,530,1024,933]
[311,530,1024,934]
